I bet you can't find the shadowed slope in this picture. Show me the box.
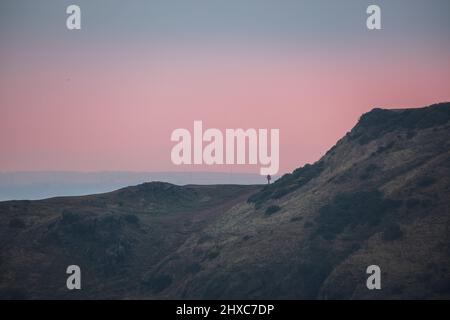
[0,103,449,299]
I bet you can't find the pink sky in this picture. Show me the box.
[1,44,449,174]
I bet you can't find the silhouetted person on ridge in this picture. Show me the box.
[267,174,271,184]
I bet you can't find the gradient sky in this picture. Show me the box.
[1,0,450,174]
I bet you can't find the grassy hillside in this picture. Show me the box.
[147,103,450,299]
[0,102,449,299]
[0,183,261,299]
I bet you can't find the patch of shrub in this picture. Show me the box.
[294,242,347,299]
[376,141,395,154]
[358,135,373,145]
[420,199,434,208]
[405,198,421,209]
[265,205,281,215]
[99,214,122,231]
[0,288,29,300]
[335,171,353,183]
[69,219,97,237]
[314,190,401,240]
[197,234,213,244]
[107,241,130,261]
[359,163,379,179]
[185,263,202,274]
[248,162,324,207]
[434,279,450,294]
[382,223,403,241]
[390,285,405,295]
[59,211,99,237]
[416,176,437,188]
[143,274,173,294]
[406,131,416,139]
[365,163,379,172]
[272,188,294,199]
[296,260,332,297]
[9,218,26,229]
[123,214,139,224]
[61,210,83,224]
[206,250,220,260]
[304,221,314,228]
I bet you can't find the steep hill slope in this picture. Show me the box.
[148,103,450,299]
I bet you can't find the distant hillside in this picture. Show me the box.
[0,102,449,299]
[0,171,271,201]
